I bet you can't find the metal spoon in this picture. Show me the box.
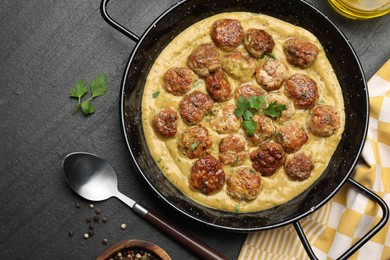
[63,152,227,260]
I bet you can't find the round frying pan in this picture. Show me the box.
[101,0,389,258]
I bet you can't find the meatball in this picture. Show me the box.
[221,51,256,82]
[152,108,179,138]
[179,90,214,124]
[283,37,319,69]
[285,74,318,109]
[163,67,198,96]
[246,114,275,146]
[275,121,308,153]
[190,155,225,195]
[179,125,212,159]
[264,94,295,122]
[284,152,314,181]
[250,142,285,176]
[187,43,221,77]
[234,83,266,100]
[210,103,242,134]
[227,167,261,201]
[205,71,232,102]
[244,28,275,58]
[210,19,244,51]
[255,57,289,91]
[307,104,341,137]
[219,135,248,166]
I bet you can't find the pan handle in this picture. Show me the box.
[100,0,140,42]
[293,177,389,260]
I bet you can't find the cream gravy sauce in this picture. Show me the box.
[141,12,345,213]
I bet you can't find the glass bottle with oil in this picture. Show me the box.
[328,0,390,19]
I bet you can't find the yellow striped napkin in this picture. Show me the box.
[239,59,390,260]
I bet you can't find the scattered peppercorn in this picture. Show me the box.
[95,208,101,214]
[88,224,94,230]
[102,216,108,223]
[94,215,100,222]
[86,217,92,223]
[75,203,80,208]
[120,224,127,230]
[68,230,74,237]
[88,230,94,236]
[102,238,108,245]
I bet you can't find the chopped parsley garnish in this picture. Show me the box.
[261,52,276,60]
[231,157,239,167]
[326,114,331,124]
[191,141,200,150]
[152,91,160,99]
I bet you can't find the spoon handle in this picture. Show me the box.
[133,203,228,260]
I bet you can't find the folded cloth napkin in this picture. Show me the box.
[239,59,390,260]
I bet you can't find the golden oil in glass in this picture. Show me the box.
[328,0,390,19]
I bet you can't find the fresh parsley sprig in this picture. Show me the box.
[263,101,286,118]
[69,74,108,115]
[234,95,287,135]
[234,95,265,135]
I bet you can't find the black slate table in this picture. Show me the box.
[1,1,389,259]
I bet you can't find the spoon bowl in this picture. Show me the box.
[63,152,118,201]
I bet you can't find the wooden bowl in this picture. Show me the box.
[97,239,172,260]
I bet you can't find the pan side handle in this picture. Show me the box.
[100,0,140,42]
[293,177,389,260]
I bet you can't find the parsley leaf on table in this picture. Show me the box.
[90,74,108,98]
[69,74,108,115]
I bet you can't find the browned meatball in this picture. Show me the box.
[308,104,341,137]
[284,152,314,180]
[283,37,319,69]
[205,71,232,102]
[255,57,289,91]
[210,19,244,51]
[285,74,318,109]
[210,103,241,134]
[190,155,225,195]
[275,121,308,153]
[234,83,266,100]
[152,108,179,138]
[179,90,214,124]
[221,51,256,82]
[163,67,198,96]
[219,135,248,166]
[227,167,261,201]
[250,142,285,176]
[179,125,212,159]
[244,29,275,58]
[246,114,275,146]
[187,43,221,77]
